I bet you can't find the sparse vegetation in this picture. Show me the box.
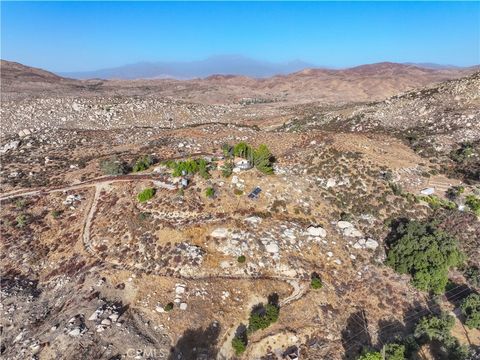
[137,188,156,202]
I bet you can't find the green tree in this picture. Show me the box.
[385,220,464,294]
[414,313,455,345]
[233,142,253,160]
[248,303,279,333]
[460,293,480,329]
[253,144,274,174]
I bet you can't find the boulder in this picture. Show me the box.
[337,221,354,229]
[211,228,228,238]
[265,243,279,254]
[307,226,327,238]
[365,238,379,250]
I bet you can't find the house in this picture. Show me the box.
[248,186,262,199]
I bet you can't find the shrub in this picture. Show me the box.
[231,336,247,355]
[51,210,62,219]
[237,255,246,263]
[221,160,234,178]
[414,312,455,345]
[234,188,244,196]
[248,303,279,333]
[197,159,211,179]
[460,293,480,329]
[167,158,211,178]
[133,155,154,172]
[385,220,464,294]
[137,188,156,203]
[464,266,480,288]
[310,273,323,290]
[164,302,174,312]
[389,182,403,196]
[465,195,480,216]
[205,187,215,198]
[446,186,465,200]
[418,195,456,210]
[358,351,382,360]
[384,343,405,360]
[100,156,128,175]
[16,214,27,228]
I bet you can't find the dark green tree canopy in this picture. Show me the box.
[385,220,464,294]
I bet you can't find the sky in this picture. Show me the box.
[1,1,479,72]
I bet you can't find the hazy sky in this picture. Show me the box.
[1,1,479,72]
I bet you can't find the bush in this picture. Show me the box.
[205,187,215,198]
[248,303,279,333]
[137,188,156,203]
[446,186,465,200]
[51,210,62,219]
[460,294,480,329]
[133,155,154,172]
[358,351,382,360]
[414,313,469,359]
[389,182,403,196]
[237,255,246,263]
[221,161,234,178]
[385,220,464,294]
[164,302,174,312]
[234,188,244,196]
[418,195,456,210]
[16,214,27,228]
[167,158,211,178]
[100,156,128,175]
[310,274,323,290]
[384,343,405,360]
[414,312,455,344]
[464,266,480,288]
[465,195,480,216]
[197,159,211,180]
[231,336,247,355]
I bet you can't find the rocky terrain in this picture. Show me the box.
[1,61,479,360]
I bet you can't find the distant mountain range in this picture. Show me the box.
[59,55,316,80]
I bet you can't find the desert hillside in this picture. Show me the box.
[1,61,479,360]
